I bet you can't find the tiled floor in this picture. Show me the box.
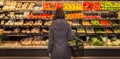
[0,57,120,59]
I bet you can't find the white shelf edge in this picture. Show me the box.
[84,46,120,49]
[0,46,120,49]
[0,46,48,49]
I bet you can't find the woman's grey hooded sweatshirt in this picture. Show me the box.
[48,19,74,59]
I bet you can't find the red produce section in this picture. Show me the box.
[28,13,53,19]
[43,2,62,11]
[83,1,101,10]
[84,15,101,18]
[100,20,111,26]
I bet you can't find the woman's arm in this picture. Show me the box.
[48,27,54,54]
[67,26,74,41]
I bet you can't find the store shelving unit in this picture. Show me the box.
[0,0,120,57]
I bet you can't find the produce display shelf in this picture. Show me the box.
[3,35,30,36]
[0,18,119,21]
[83,10,120,12]
[85,46,120,49]
[66,19,82,21]
[21,18,42,20]
[83,18,101,19]
[109,18,120,19]
[83,25,112,28]
[42,33,120,36]
[3,33,41,36]
[0,18,117,21]
[43,10,82,12]
[83,18,109,20]
[71,26,80,28]
[41,19,52,21]
[2,10,33,12]
[77,33,120,36]
[0,46,47,49]
[0,18,42,20]
[0,46,120,49]
[42,25,50,27]
[83,18,109,19]
[42,25,79,28]
[0,25,41,27]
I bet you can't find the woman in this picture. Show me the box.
[48,8,74,59]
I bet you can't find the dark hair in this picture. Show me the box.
[54,8,65,20]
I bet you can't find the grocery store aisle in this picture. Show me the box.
[0,57,120,59]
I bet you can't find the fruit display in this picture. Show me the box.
[91,36,103,46]
[68,40,76,46]
[0,37,48,46]
[1,0,120,49]
[21,29,31,33]
[0,11,29,19]
[95,28,104,33]
[84,15,101,19]
[41,40,48,46]
[3,27,40,34]
[32,39,42,46]
[0,29,4,35]
[28,13,53,19]
[24,20,34,26]
[72,22,80,26]
[33,20,42,25]
[44,21,52,26]
[110,21,118,26]
[102,1,120,10]
[20,37,33,46]
[109,11,118,18]
[0,1,3,6]
[102,36,120,46]
[31,36,42,46]
[28,2,35,10]
[65,12,83,19]
[77,28,85,33]
[68,21,81,27]
[31,27,40,33]
[2,1,16,11]
[72,29,76,34]
[16,2,23,10]
[117,12,120,19]
[84,13,101,19]
[0,41,19,46]
[83,1,101,10]
[5,20,14,25]
[67,21,72,26]
[104,29,113,33]
[4,30,12,33]
[111,40,120,46]
[82,20,91,25]
[91,20,101,25]
[83,36,120,46]
[63,3,82,11]
[86,28,95,33]
[113,28,120,33]
[100,20,111,26]
[13,28,20,33]
[0,14,5,18]
[42,29,49,33]
[14,20,24,25]
[20,36,42,46]
[3,1,35,11]
[101,12,109,18]
[43,2,62,11]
